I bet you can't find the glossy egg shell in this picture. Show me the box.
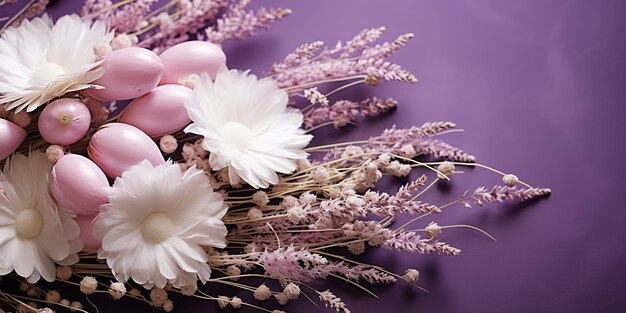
[159,41,226,84]
[50,154,110,215]
[87,47,164,101]
[88,123,165,178]
[119,84,193,137]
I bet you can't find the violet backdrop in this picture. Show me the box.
[2,0,626,312]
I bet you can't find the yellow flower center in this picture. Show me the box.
[31,62,66,82]
[141,212,175,244]
[15,209,44,239]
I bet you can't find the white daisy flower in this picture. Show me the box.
[184,69,313,189]
[94,160,228,289]
[0,152,82,283]
[0,14,113,112]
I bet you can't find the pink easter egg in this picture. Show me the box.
[87,47,164,101]
[38,98,91,145]
[88,123,165,178]
[159,41,226,85]
[50,154,110,215]
[75,214,101,253]
[0,118,26,161]
[118,84,193,137]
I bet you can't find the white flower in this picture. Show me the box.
[94,160,228,289]
[0,152,82,283]
[184,69,313,189]
[0,14,113,112]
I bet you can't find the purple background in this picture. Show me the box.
[3,0,626,312]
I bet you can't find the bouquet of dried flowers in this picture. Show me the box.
[0,1,550,312]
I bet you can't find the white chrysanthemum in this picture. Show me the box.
[0,152,82,283]
[0,14,113,112]
[94,160,228,289]
[184,69,313,189]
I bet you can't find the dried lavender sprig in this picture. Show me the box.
[467,185,551,207]
[204,0,291,45]
[0,0,48,32]
[267,27,416,92]
[107,0,157,33]
[138,0,229,53]
[318,290,351,313]
[303,97,397,130]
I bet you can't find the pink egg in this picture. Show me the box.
[38,98,91,145]
[75,214,101,253]
[118,84,193,137]
[88,123,165,178]
[159,41,226,85]
[50,154,110,215]
[87,47,164,101]
[0,118,26,161]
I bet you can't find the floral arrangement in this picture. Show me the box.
[0,1,551,312]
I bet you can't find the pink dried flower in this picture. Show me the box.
[45,145,64,164]
[159,135,178,154]
[111,34,133,50]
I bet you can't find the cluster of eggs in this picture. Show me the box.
[0,41,226,252]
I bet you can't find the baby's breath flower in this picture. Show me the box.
[403,269,420,284]
[274,292,288,305]
[69,301,83,312]
[425,222,442,238]
[56,266,72,280]
[230,296,242,309]
[216,295,230,309]
[159,135,178,154]
[348,241,366,255]
[150,288,168,307]
[283,283,301,300]
[503,174,519,187]
[180,284,197,296]
[254,284,271,301]
[226,265,241,281]
[252,191,270,207]
[109,282,126,300]
[45,145,64,164]
[437,161,455,178]
[45,290,61,303]
[79,276,97,295]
